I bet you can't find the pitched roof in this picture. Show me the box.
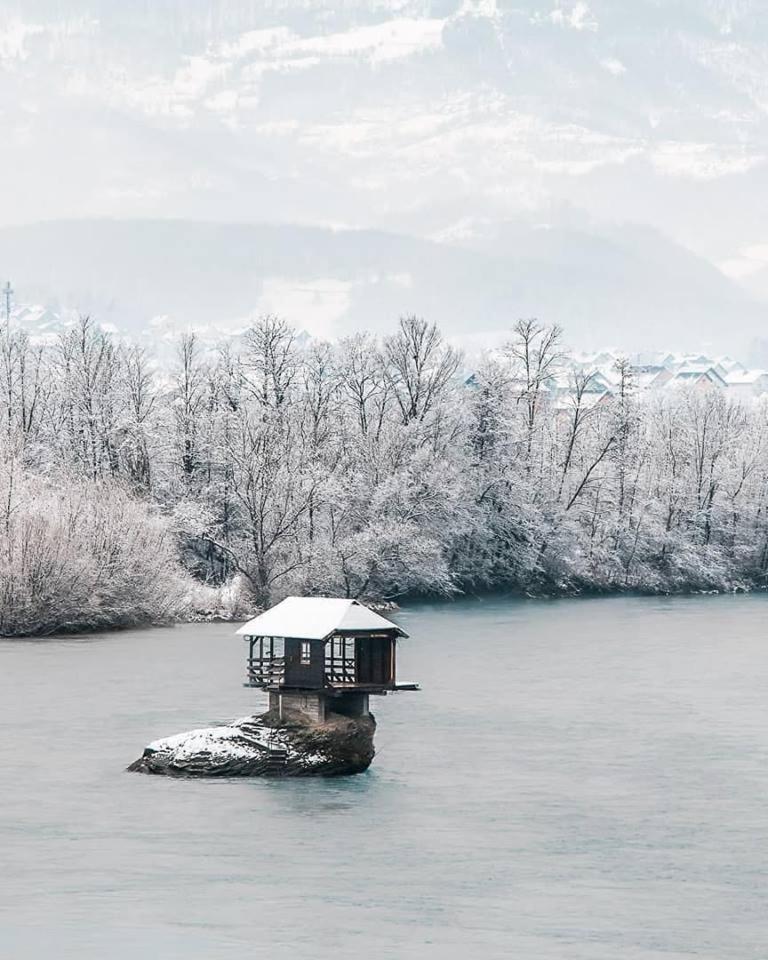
[726,370,768,385]
[671,367,727,387]
[236,596,407,640]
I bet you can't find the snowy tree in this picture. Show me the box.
[6,310,768,639]
[0,456,189,635]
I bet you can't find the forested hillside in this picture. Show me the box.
[2,315,768,635]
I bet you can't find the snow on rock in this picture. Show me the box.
[128,710,376,778]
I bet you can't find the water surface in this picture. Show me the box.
[1,595,767,959]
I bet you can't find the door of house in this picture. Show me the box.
[355,636,391,685]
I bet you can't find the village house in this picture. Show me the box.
[725,369,768,399]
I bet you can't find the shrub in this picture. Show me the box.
[0,462,190,636]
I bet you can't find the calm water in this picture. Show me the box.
[2,595,768,959]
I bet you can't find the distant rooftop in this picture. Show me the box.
[726,371,768,385]
[673,369,725,383]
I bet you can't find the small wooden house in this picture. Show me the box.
[236,597,418,721]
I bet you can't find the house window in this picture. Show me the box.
[300,641,311,665]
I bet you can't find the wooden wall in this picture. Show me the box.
[283,638,325,689]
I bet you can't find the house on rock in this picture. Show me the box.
[238,597,419,722]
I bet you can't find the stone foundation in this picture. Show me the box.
[269,690,327,723]
[268,690,370,721]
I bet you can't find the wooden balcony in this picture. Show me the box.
[247,656,285,687]
[324,656,356,685]
[244,628,412,692]
[245,653,395,690]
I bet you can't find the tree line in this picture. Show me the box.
[2,314,768,634]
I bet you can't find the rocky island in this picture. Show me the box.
[129,707,376,778]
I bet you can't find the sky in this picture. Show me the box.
[2,0,768,343]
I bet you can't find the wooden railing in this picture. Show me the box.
[247,656,285,686]
[246,654,360,687]
[325,656,356,685]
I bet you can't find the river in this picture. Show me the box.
[1,594,767,959]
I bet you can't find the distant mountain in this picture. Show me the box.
[0,219,764,354]
[4,0,768,271]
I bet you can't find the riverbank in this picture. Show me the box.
[2,577,766,638]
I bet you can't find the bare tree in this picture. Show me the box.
[173,332,207,481]
[338,332,391,439]
[119,344,157,489]
[557,370,600,502]
[504,319,564,467]
[221,409,322,607]
[242,316,298,411]
[384,316,461,426]
[0,329,50,450]
[54,316,121,479]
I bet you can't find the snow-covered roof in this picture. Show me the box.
[236,596,407,640]
[670,366,728,387]
[726,370,768,385]
[718,358,747,374]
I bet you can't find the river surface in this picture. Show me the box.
[1,595,768,959]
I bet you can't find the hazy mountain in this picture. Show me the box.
[3,0,768,300]
[1,219,764,354]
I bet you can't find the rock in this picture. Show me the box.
[127,709,376,778]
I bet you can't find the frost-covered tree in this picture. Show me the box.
[0,456,189,636]
[5,310,768,633]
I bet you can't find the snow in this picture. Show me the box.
[8,309,768,635]
[145,716,331,770]
[726,370,768,385]
[148,725,261,762]
[236,596,407,640]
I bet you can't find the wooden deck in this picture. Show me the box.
[245,656,418,692]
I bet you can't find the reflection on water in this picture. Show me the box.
[2,594,768,959]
